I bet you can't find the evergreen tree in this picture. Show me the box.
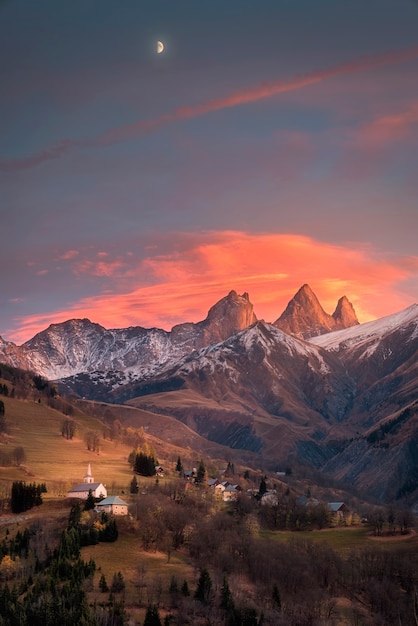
[143,604,162,626]
[169,575,178,595]
[220,576,234,612]
[135,452,156,476]
[258,477,267,497]
[181,580,190,596]
[175,456,183,473]
[272,583,281,610]
[99,573,109,592]
[110,571,125,593]
[84,490,96,511]
[194,568,214,605]
[195,459,206,484]
[68,502,82,528]
[130,475,139,494]
[100,518,119,542]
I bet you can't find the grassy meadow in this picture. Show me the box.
[0,394,136,496]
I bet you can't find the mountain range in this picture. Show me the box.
[1,284,418,507]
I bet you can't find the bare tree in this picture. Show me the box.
[61,418,76,440]
[11,446,26,467]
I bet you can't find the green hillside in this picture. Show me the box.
[0,394,135,496]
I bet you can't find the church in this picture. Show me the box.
[67,464,107,500]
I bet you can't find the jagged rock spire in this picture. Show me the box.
[273,284,358,339]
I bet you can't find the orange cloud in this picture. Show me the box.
[9,232,418,344]
[2,45,418,171]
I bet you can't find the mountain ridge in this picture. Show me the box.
[2,286,418,506]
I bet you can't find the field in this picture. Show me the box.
[0,395,136,496]
[260,525,418,554]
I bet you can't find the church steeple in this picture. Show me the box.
[84,463,94,484]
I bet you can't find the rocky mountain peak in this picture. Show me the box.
[202,290,257,341]
[332,296,359,329]
[273,285,359,339]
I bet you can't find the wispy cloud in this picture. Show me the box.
[7,231,418,344]
[2,45,418,172]
[355,101,418,146]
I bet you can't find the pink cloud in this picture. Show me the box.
[8,231,418,344]
[60,250,80,260]
[2,45,418,172]
[355,101,418,146]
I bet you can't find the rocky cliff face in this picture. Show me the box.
[273,284,358,339]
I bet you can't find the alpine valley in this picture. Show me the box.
[1,284,418,508]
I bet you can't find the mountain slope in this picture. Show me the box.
[120,321,355,462]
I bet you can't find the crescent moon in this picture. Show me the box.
[157,41,164,54]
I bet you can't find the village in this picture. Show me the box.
[67,462,353,528]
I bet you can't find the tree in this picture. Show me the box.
[68,502,82,528]
[220,576,234,612]
[11,446,26,467]
[84,490,96,511]
[181,580,190,597]
[110,571,125,593]
[175,456,183,473]
[143,604,162,626]
[99,573,109,592]
[61,419,76,440]
[195,460,206,484]
[0,401,5,433]
[134,452,156,477]
[194,568,214,605]
[272,583,281,610]
[258,477,267,497]
[85,430,100,452]
[130,475,139,494]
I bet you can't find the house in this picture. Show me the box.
[328,502,350,521]
[222,484,241,502]
[67,464,107,500]
[260,490,279,506]
[183,469,196,481]
[96,495,129,516]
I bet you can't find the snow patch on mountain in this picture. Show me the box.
[310,304,418,355]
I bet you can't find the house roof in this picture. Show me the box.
[97,496,128,507]
[68,482,105,493]
[328,502,347,511]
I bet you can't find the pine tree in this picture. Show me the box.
[143,604,162,626]
[194,568,214,605]
[84,490,96,511]
[175,456,183,473]
[272,583,281,610]
[195,460,206,484]
[258,476,267,497]
[99,573,109,592]
[130,475,139,494]
[181,580,190,596]
[220,576,234,612]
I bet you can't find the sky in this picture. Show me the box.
[1,0,418,345]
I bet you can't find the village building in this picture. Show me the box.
[222,484,241,502]
[96,495,129,516]
[67,464,107,500]
[328,502,350,523]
